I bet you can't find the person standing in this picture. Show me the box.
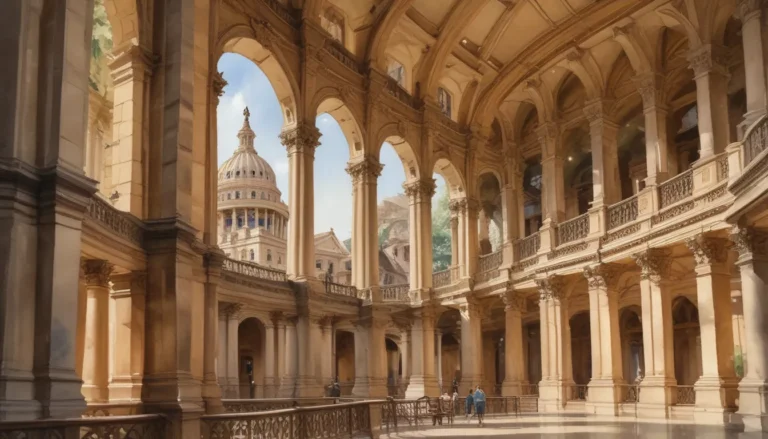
[473,385,486,426]
[464,389,474,422]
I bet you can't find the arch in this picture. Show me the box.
[103,0,146,49]
[374,132,421,181]
[432,158,465,198]
[218,26,300,125]
[313,93,365,158]
[238,316,266,398]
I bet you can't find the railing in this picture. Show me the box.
[744,115,768,165]
[0,414,165,438]
[86,195,144,245]
[569,384,588,401]
[716,152,729,181]
[381,283,409,302]
[433,269,451,288]
[621,384,640,403]
[324,39,360,74]
[515,232,540,260]
[385,77,418,108]
[380,396,539,429]
[324,280,357,298]
[201,401,376,439]
[607,195,639,230]
[658,169,693,209]
[478,250,502,273]
[222,398,333,413]
[222,258,287,282]
[556,213,589,246]
[675,385,695,405]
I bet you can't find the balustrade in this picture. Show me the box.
[658,169,693,208]
[381,284,409,302]
[222,398,333,413]
[222,258,287,282]
[675,385,695,405]
[607,195,639,230]
[0,414,165,439]
[86,195,144,245]
[716,152,729,182]
[263,0,299,27]
[432,269,451,288]
[385,78,418,108]
[324,39,360,73]
[556,213,589,246]
[744,116,768,165]
[478,250,502,273]
[324,280,357,298]
[515,233,540,260]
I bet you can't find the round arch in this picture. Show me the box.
[314,94,365,159]
[238,316,266,398]
[432,157,465,198]
[376,135,421,182]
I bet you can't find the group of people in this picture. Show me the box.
[438,384,487,427]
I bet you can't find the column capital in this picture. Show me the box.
[81,259,114,287]
[213,71,228,98]
[536,275,565,301]
[279,123,321,155]
[632,248,672,284]
[536,122,559,149]
[503,291,526,313]
[731,226,768,261]
[449,197,479,215]
[738,0,763,22]
[686,235,729,267]
[459,299,484,319]
[632,72,668,110]
[688,44,729,78]
[403,178,436,201]
[346,155,383,184]
[220,302,243,320]
[583,263,624,290]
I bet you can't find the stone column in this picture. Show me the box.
[502,291,525,396]
[405,308,439,397]
[538,123,565,223]
[731,227,768,431]
[583,264,624,415]
[400,325,411,388]
[280,124,321,281]
[539,293,551,383]
[280,318,298,397]
[633,249,675,418]
[450,213,460,268]
[686,235,738,420]
[436,331,443,390]
[459,300,484,393]
[224,304,242,399]
[321,319,334,387]
[109,271,146,403]
[295,313,321,397]
[501,155,522,266]
[275,317,286,388]
[81,260,114,403]
[202,250,224,413]
[217,308,228,387]
[405,179,436,296]
[264,320,276,398]
[633,73,670,186]
[352,309,387,398]
[347,156,382,298]
[738,0,767,127]
[688,45,731,158]
[584,100,621,207]
[536,276,572,411]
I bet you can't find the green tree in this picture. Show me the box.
[90,0,113,92]
[431,187,452,271]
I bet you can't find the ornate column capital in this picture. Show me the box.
[403,178,436,202]
[82,259,114,287]
[583,263,623,290]
[536,275,565,301]
[346,155,383,184]
[632,248,672,284]
[459,299,483,320]
[220,303,243,320]
[731,226,768,261]
[688,44,729,78]
[503,291,526,313]
[213,71,228,99]
[583,99,618,127]
[535,122,559,147]
[738,0,763,23]
[686,235,729,267]
[279,123,321,155]
[632,72,667,110]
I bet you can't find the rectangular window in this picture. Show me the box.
[437,87,452,118]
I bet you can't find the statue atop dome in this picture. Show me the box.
[237,106,256,152]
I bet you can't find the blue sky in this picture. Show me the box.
[217,53,444,241]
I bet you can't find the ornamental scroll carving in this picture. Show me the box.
[583,263,623,290]
[279,123,321,155]
[403,179,436,201]
[82,259,114,287]
[632,248,672,284]
[536,275,564,302]
[346,156,383,184]
[686,235,729,266]
[502,292,526,313]
[730,226,768,258]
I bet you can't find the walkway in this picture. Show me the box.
[378,414,766,438]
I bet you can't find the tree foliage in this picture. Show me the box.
[431,187,452,271]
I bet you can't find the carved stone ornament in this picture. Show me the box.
[503,292,526,313]
[449,198,466,214]
[279,123,321,154]
[403,179,436,200]
[536,275,564,301]
[686,235,729,266]
[688,45,728,78]
[213,71,228,98]
[346,156,383,183]
[82,259,114,287]
[250,19,277,51]
[583,263,622,290]
[536,123,558,144]
[221,303,244,320]
[731,226,768,258]
[632,73,666,109]
[738,0,763,22]
[632,248,672,284]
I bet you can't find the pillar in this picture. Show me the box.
[224,304,242,399]
[405,308,439,398]
[501,154,522,266]
[450,213,459,269]
[264,319,276,398]
[275,316,286,389]
[280,124,321,281]
[109,271,146,403]
[686,235,738,420]
[584,100,621,207]
[459,300,484,393]
[502,292,525,396]
[732,227,768,431]
[81,260,114,403]
[352,308,387,398]
[217,308,227,388]
[405,179,436,296]
[202,250,224,413]
[633,73,671,186]
[436,331,443,390]
[583,264,624,415]
[536,276,572,411]
[633,248,675,418]
[688,45,731,158]
[347,156,382,297]
[738,0,767,127]
[537,123,565,223]
[279,317,298,397]
[295,313,322,397]
[400,325,411,388]
[321,319,334,387]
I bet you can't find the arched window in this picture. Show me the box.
[251,170,256,176]
[387,60,405,88]
[249,249,255,261]
[267,249,272,262]
[437,87,452,118]
[321,9,344,43]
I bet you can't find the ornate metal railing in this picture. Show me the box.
[658,169,693,208]
[515,232,540,260]
[433,269,451,288]
[716,151,729,181]
[385,77,417,108]
[222,258,287,282]
[621,384,640,403]
[324,280,357,298]
[201,400,375,439]
[0,414,165,438]
[222,398,333,413]
[263,0,300,27]
[744,115,768,165]
[521,384,539,396]
[556,213,589,246]
[381,283,409,302]
[569,384,588,401]
[324,39,360,74]
[380,396,539,429]
[478,250,502,273]
[86,195,144,245]
[675,385,695,405]
[607,195,639,230]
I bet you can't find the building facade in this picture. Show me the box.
[3,0,768,437]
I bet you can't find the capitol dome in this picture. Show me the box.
[218,107,277,185]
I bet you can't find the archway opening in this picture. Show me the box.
[437,309,461,392]
[238,317,265,398]
[377,141,411,286]
[335,330,355,395]
[385,337,403,396]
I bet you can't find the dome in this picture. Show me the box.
[218,107,277,185]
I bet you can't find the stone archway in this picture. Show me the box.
[620,307,644,384]
[238,317,265,398]
[673,296,701,386]
[335,330,355,395]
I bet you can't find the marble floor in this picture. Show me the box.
[377,414,768,438]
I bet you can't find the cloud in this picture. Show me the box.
[274,160,289,175]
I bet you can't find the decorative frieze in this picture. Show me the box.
[686,235,729,266]
[633,248,672,284]
[279,123,321,155]
[82,259,114,287]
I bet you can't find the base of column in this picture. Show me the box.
[501,380,522,397]
[637,376,675,419]
[404,375,439,398]
[734,378,768,432]
[538,380,568,412]
[585,379,620,416]
[352,377,387,398]
[277,378,296,398]
[295,376,323,397]
[694,376,739,413]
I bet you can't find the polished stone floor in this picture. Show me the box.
[378,414,768,438]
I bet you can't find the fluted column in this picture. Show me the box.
[536,276,572,411]
[405,179,436,296]
[738,0,767,127]
[583,264,624,415]
[264,319,276,398]
[109,271,146,403]
[502,292,525,396]
[731,227,768,430]
[280,124,321,281]
[633,73,670,186]
[688,45,731,158]
[633,249,675,417]
[459,300,484,394]
[224,304,242,399]
[405,308,439,397]
[81,260,114,403]
[686,235,738,418]
[347,156,382,297]
[584,100,620,207]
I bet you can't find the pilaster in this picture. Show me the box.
[81,260,114,403]
[108,271,146,404]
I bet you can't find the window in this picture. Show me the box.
[387,60,405,88]
[321,9,344,43]
[235,191,241,199]
[236,171,240,177]
[316,260,323,269]
[345,260,352,271]
[393,247,398,257]
[278,255,282,265]
[227,193,231,200]
[328,262,334,274]
[248,212,256,228]
[437,87,452,118]
[251,191,256,199]
[267,250,272,262]
[251,170,256,176]
[249,249,255,261]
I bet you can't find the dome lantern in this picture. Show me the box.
[237,107,257,153]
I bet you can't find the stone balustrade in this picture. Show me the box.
[222,258,287,282]
[607,195,639,230]
[515,232,541,261]
[381,284,409,302]
[658,168,694,209]
[555,213,589,246]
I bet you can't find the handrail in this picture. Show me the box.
[381,283,409,302]
[515,232,540,260]
[658,168,693,209]
[743,114,768,166]
[222,258,287,282]
[556,213,589,246]
[86,195,144,245]
[324,39,361,74]
[607,195,639,230]
[0,414,165,437]
[385,77,418,109]
[478,250,502,273]
[324,280,357,298]
[433,269,451,288]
